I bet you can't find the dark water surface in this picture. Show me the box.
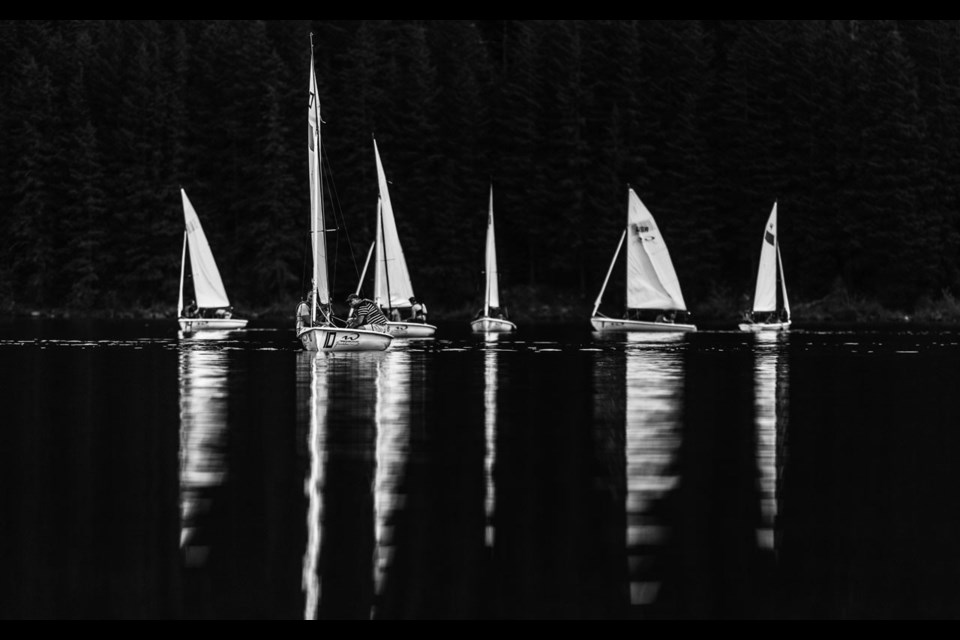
[2,319,960,619]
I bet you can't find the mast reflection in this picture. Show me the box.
[752,332,789,554]
[624,333,685,607]
[178,342,231,568]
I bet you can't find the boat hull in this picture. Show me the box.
[471,317,517,333]
[590,317,697,333]
[386,322,437,338]
[299,326,393,352]
[179,318,248,333]
[738,321,792,333]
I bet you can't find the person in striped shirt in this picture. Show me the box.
[345,293,389,333]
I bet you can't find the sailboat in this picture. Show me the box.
[297,41,393,353]
[471,186,516,333]
[739,202,791,332]
[590,187,697,333]
[177,188,248,334]
[355,139,437,339]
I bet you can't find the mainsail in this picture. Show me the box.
[752,202,786,315]
[181,189,230,310]
[373,139,416,310]
[626,189,687,311]
[484,186,501,314]
[308,51,330,313]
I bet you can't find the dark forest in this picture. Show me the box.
[3,20,959,322]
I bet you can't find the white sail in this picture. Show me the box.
[752,203,779,314]
[778,243,791,319]
[373,140,416,310]
[626,189,687,311]
[181,189,230,310]
[484,186,500,313]
[308,52,330,310]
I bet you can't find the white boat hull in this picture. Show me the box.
[386,322,437,338]
[179,318,248,333]
[471,317,517,333]
[590,316,697,333]
[298,326,393,352]
[739,321,791,333]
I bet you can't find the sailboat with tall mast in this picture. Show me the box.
[177,188,248,334]
[297,39,393,353]
[354,139,437,339]
[591,187,697,333]
[471,185,516,333]
[739,202,791,332]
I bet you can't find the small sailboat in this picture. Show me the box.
[177,188,248,334]
[739,202,791,332]
[357,139,437,339]
[471,186,516,333]
[591,187,697,333]
[297,40,393,353]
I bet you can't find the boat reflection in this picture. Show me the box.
[298,349,411,620]
[751,331,789,554]
[178,342,231,568]
[623,332,685,607]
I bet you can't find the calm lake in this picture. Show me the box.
[2,318,960,620]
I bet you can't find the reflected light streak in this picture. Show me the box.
[373,351,411,618]
[302,352,328,621]
[625,333,684,606]
[483,343,498,548]
[178,346,230,568]
[753,332,787,552]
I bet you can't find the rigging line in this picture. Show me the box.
[320,133,362,283]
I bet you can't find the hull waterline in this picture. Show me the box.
[471,318,517,333]
[179,318,248,334]
[299,326,393,352]
[590,317,697,333]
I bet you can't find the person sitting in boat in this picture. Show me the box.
[655,310,677,324]
[296,297,312,332]
[214,307,233,319]
[184,300,199,318]
[346,294,389,333]
[409,297,428,324]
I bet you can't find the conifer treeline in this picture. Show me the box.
[2,20,958,318]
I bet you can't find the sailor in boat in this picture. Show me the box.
[475,306,509,321]
[655,310,677,324]
[346,294,390,333]
[295,291,314,333]
[409,297,428,324]
[184,300,199,319]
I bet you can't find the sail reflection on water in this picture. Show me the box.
[373,350,412,616]
[482,334,500,549]
[623,333,685,607]
[752,332,789,553]
[178,343,231,568]
[298,349,412,620]
[298,351,328,621]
